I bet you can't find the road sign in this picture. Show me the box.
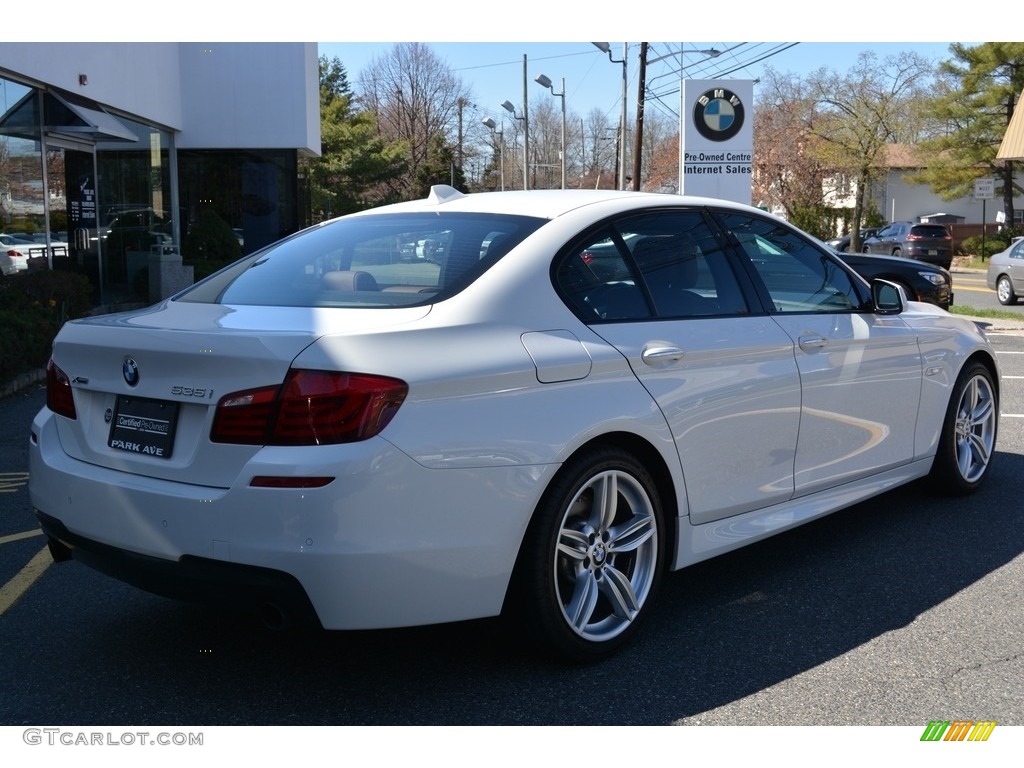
[974,178,995,199]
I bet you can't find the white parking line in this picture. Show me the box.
[0,529,43,545]
[0,545,52,615]
[0,471,30,494]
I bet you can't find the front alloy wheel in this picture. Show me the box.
[930,362,997,494]
[513,447,663,660]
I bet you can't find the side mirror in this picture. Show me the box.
[872,279,905,315]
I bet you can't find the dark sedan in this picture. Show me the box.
[837,250,953,310]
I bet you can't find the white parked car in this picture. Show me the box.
[1,233,70,273]
[1,233,33,274]
[30,187,1000,659]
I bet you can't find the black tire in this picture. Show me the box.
[996,275,1018,306]
[892,247,903,258]
[929,362,998,495]
[510,445,664,661]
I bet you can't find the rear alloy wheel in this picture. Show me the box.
[929,362,997,494]
[892,247,903,258]
[996,275,1018,305]
[514,446,663,660]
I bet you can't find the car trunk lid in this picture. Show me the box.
[47,300,429,487]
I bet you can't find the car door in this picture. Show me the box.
[555,209,801,525]
[716,210,923,496]
[869,224,899,255]
[1010,239,1024,292]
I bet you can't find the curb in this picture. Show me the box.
[0,368,46,401]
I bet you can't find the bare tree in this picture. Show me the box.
[358,43,473,198]
[639,110,675,191]
[753,68,830,224]
[580,108,617,188]
[808,51,933,246]
[528,99,562,190]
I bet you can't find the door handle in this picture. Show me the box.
[641,345,685,365]
[798,335,828,351]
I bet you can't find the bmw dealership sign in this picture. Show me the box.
[680,79,754,204]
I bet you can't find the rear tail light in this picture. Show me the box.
[46,359,77,419]
[211,370,408,446]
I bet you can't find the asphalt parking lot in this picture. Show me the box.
[1,329,1023,729]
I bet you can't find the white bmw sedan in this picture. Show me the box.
[30,187,999,659]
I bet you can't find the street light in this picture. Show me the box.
[593,42,628,190]
[482,117,505,191]
[501,100,529,190]
[535,73,566,189]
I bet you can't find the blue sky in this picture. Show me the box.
[319,42,961,131]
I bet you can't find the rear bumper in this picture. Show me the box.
[28,406,538,630]
[905,247,952,268]
[36,510,320,628]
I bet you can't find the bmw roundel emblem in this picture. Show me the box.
[693,88,745,142]
[123,357,140,387]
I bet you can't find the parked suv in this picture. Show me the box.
[862,222,953,269]
[825,227,879,253]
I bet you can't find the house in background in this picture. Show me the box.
[0,43,320,305]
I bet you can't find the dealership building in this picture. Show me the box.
[0,43,320,304]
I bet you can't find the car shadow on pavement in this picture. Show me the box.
[3,451,1022,726]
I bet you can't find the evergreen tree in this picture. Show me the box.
[912,43,1024,224]
[305,56,407,219]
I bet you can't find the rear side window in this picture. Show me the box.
[176,213,544,307]
[910,225,950,238]
[555,210,749,322]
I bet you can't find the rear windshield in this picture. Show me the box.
[176,212,544,307]
[910,225,950,238]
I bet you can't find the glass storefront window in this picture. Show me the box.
[96,116,173,303]
[0,78,46,264]
[4,72,303,306]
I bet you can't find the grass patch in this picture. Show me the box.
[954,256,990,270]
[949,304,1023,321]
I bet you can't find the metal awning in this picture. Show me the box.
[996,89,1024,161]
[0,89,138,143]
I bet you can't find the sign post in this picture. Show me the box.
[974,178,995,259]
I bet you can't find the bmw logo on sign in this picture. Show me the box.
[693,88,745,142]
[123,357,140,387]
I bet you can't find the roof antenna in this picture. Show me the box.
[426,185,465,205]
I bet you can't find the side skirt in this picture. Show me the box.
[672,458,933,570]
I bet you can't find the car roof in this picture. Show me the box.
[344,185,765,222]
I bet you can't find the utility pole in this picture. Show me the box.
[457,97,465,185]
[523,54,530,190]
[632,42,648,192]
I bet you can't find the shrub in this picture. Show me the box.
[0,270,94,385]
[183,208,241,263]
[960,235,1007,259]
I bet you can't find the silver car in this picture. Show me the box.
[986,237,1024,305]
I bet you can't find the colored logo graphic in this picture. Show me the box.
[123,357,140,387]
[920,720,996,742]
[693,88,745,142]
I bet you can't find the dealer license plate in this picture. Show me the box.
[108,396,179,459]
